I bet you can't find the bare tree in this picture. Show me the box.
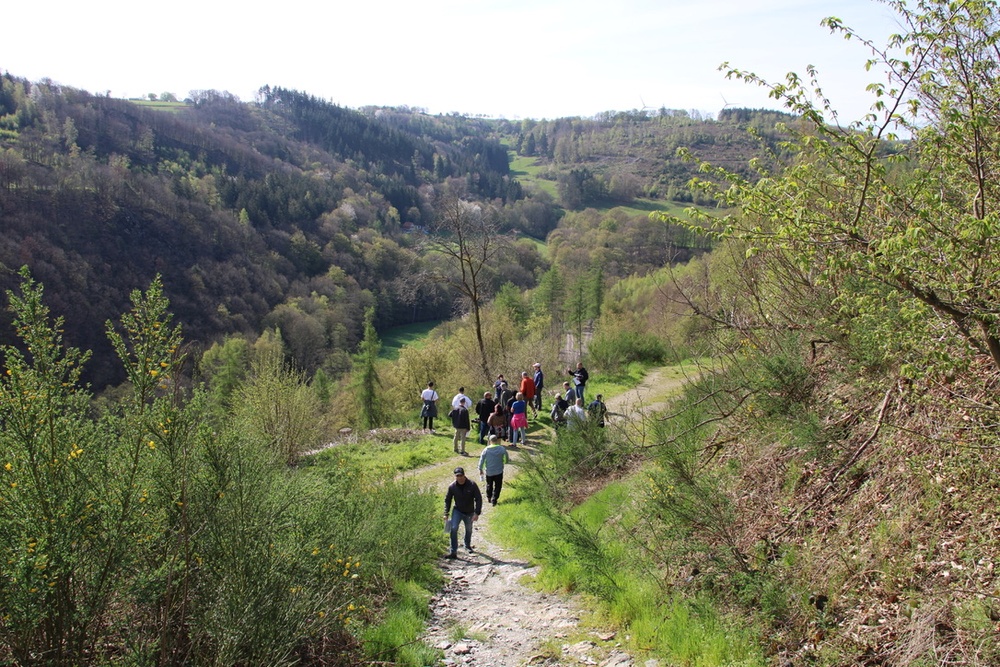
[426,198,510,382]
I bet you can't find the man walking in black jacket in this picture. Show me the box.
[444,467,483,559]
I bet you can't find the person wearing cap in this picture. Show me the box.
[532,363,544,413]
[478,434,509,506]
[443,467,482,559]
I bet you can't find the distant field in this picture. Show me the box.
[509,152,717,222]
[509,154,558,197]
[129,100,190,113]
[612,197,708,220]
[379,320,442,360]
[516,234,548,258]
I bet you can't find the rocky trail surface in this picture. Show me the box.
[416,367,684,666]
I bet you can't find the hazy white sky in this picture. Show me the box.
[2,0,902,121]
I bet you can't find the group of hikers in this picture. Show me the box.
[418,361,609,455]
[431,361,611,559]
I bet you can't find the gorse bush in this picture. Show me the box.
[0,270,440,666]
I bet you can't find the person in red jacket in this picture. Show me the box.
[519,371,537,417]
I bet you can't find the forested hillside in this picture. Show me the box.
[0,73,756,389]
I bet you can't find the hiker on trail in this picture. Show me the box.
[449,398,472,454]
[565,397,587,429]
[493,374,506,398]
[420,381,439,431]
[478,434,509,506]
[551,391,569,426]
[452,387,472,411]
[499,381,517,411]
[587,394,608,427]
[475,391,497,444]
[444,466,482,559]
[568,361,589,402]
[487,403,507,440]
[532,363,544,412]
[519,371,537,418]
[509,392,529,446]
[499,382,517,435]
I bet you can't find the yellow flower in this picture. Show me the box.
[4,463,11,471]
[148,441,156,450]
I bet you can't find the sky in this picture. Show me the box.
[2,0,903,122]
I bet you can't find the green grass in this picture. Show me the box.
[306,431,450,475]
[517,234,549,259]
[509,154,558,197]
[491,471,766,667]
[380,320,443,360]
[361,580,442,666]
[129,99,190,113]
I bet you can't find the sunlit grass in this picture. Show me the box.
[306,431,449,475]
[380,320,444,360]
[361,580,443,666]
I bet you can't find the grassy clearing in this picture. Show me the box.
[129,99,190,113]
[509,154,558,197]
[306,431,450,476]
[380,320,443,360]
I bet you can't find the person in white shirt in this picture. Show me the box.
[420,381,439,430]
[452,387,472,410]
[564,398,587,429]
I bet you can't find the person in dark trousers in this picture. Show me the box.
[532,363,544,412]
[567,361,589,402]
[444,467,482,558]
[448,398,472,454]
[475,391,496,444]
[420,381,439,430]
[478,434,509,506]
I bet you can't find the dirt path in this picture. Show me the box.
[417,366,684,666]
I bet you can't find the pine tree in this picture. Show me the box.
[355,307,383,429]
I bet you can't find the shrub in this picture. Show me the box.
[0,271,441,665]
[588,329,668,372]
